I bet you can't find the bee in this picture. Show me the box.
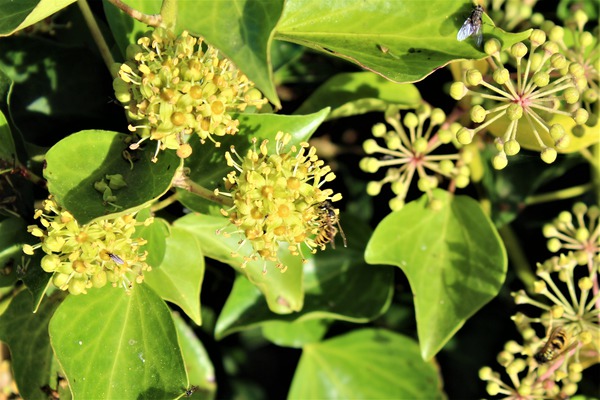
[534,326,569,364]
[457,4,484,47]
[314,201,347,250]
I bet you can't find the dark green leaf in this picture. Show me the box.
[276,0,531,83]
[214,217,394,339]
[365,189,507,360]
[44,130,181,224]
[0,0,76,35]
[0,291,63,400]
[288,328,444,399]
[48,284,187,399]
[145,226,204,325]
[0,217,28,287]
[177,109,329,215]
[261,319,330,348]
[294,72,421,118]
[173,313,217,400]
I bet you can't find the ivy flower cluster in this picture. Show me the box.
[23,197,151,295]
[218,132,342,272]
[113,27,267,162]
[359,104,472,210]
[451,30,590,170]
[479,203,599,398]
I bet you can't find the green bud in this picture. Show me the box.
[390,181,404,195]
[492,68,510,85]
[430,108,445,125]
[478,366,493,381]
[541,147,558,164]
[456,127,474,144]
[466,69,483,86]
[450,81,468,100]
[507,103,523,121]
[529,29,546,47]
[533,280,546,293]
[366,181,382,196]
[413,137,428,153]
[549,26,564,42]
[573,9,588,28]
[486,382,500,396]
[363,139,380,154]
[573,108,589,125]
[94,179,109,193]
[470,105,486,123]
[532,71,550,87]
[541,41,558,56]
[504,139,520,156]
[113,79,132,103]
[547,237,561,252]
[403,112,419,129]
[372,123,387,137]
[492,152,508,170]
[583,88,598,103]
[563,87,580,104]
[455,174,469,188]
[569,62,585,78]
[437,128,453,144]
[511,42,528,59]
[41,254,61,273]
[549,124,566,140]
[579,276,593,291]
[484,38,501,55]
[542,223,558,237]
[506,359,526,375]
[359,157,380,173]
[439,159,454,174]
[385,135,401,150]
[389,197,404,211]
[53,273,70,289]
[550,53,567,69]
[68,278,87,295]
[580,31,593,48]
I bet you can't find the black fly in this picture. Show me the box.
[457,5,484,47]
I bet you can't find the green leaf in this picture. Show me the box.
[174,213,305,315]
[145,226,204,325]
[0,0,76,36]
[135,214,170,269]
[0,217,28,287]
[48,284,187,399]
[365,189,507,360]
[104,0,283,107]
[173,313,217,400]
[288,328,443,400]
[214,217,394,339]
[44,130,181,224]
[261,319,330,348]
[294,72,421,118]
[276,0,531,83]
[177,109,329,214]
[0,291,63,400]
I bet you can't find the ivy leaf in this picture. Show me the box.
[365,189,507,360]
[261,319,330,348]
[294,72,422,118]
[48,284,187,399]
[173,313,217,400]
[0,217,29,287]
[174,213,305,315]
[214,217,394,339]
[0,0,76,36]
[177,109,329,215]
[288,328,443,399]
[0,291,64,400]
[144,226,204,326]
[44,130,181,224]
[276,0,531,83]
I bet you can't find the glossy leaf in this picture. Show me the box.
[214,217,394,339]
[145,226,204,325]
[261,319,330,348]
[177,109,329,215]
[48,284,187,399]
[288,328,443,399]
[173,313,217,400]
[294,72,422,118]
[0,217,28,287]
[0,291,63,400]
[0,0,76,36]
[174,213,304,314]
[44,130,181,224]
[276,0,531,83]
[365,189,507,360]
[135,214,170,270]
[104,0,283,108]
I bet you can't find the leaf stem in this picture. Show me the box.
[150,193,178,212]
[159,0,178,31]
[171,169,233,207]
[499,224,535,291]
[77,0,115,71]
[524,183,594,206]
[105,0,162,27]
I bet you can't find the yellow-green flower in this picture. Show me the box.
[218,132,342,272]
[113,27,267,162]
[24,197,151,295]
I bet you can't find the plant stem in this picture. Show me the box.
[150,193,178,212]
[105,0,162,27]
[77,0,115,71]
[499,224,536,291]
[524,183,594,206]
[171,169,233,207]
[160,0,178,31]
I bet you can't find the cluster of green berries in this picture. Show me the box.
[113,27,267,162]
[23,197,151,295]
[219,132,342,272]
[451,29,591,169]
[359,104,472,210]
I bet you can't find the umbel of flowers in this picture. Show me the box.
[218,132,342,272]
[479,203,599,399]
[359,104,472,210]
[113,27,267,162]
[23,197,151,295]
[451,29,590,170]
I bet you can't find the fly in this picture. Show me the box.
[457,5,484,47]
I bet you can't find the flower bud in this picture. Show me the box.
[363,139,380,154]
[372,123,387,137]
[403,112,418,128]
[547,237,561,252]
[413,137,428,153]
[541,147,557,164]
[492,152,508,170]
[492,68,510,85]
[578,276,593,291]
[573,108,589,125]
[484,38,501,55]
[529,29,546,47]
[450,81,468,100]
[466,69,483,86]
[507,103,523,120]
[532,71,550,87]
[430,108,446,125]
[470,105,486,123]
[478,366,493,381]
[389,197,405,211]
[359,157,380,173]
[511,42,528,59]
[456,127,474,144]
[541,41,558,55]
[366,181,382,196]
[550,53,567,69]
[580,31,593,48]
[504,139,520,156]
[549,26,564,42]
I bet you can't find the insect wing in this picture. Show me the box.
[108,253,125,265]
[456,19,475,41]
[473,24,483,47]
